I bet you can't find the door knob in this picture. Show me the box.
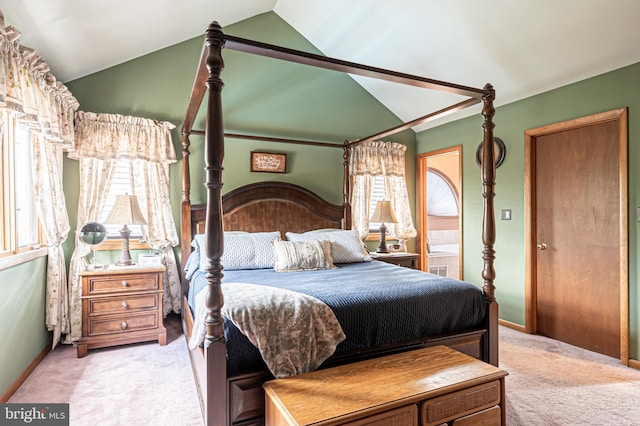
[537,242,547,250]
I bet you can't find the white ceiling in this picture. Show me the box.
[2,0,640,130]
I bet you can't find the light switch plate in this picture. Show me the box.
[501,209,511,220]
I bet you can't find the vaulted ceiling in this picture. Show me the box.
[2,0,640,130]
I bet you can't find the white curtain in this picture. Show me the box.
[66,112,180,342]
[350,140,417,240]
[1,10,79,348]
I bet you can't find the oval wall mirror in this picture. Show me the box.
[79,221,107,270]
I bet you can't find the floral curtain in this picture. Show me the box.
[66,158,118,342]
[350,140,417,240]
[32,134,72,348]
[67,112,180,341]
[130,158,182,315]
[1,10,79,348]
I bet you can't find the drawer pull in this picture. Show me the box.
[121,281,129,287]
[121,321,128,330]
[121,301,128,308]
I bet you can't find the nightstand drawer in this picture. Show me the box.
[87,293,160,316]
[84,273,160,295]
[86,312,159,336]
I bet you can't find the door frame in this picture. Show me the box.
[417,145,462,276]
[524,108,629,364]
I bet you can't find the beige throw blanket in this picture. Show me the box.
[189,283,345,378]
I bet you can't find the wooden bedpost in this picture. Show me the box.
[480,83,499,366]
[342,142,351,229]
[180,131,192,285]
[481,83,496,301]
[204,21,228,426]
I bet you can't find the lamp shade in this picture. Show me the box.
[104,194,147,225]
[370,200,398,224]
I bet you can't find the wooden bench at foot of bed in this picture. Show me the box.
[263,345,507,426]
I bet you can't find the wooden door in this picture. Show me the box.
[525,109,628,360]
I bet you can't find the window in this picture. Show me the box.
[1,118,43,258]
[99,158,144,239]
[426,170,459,216]
[369,176,386,231]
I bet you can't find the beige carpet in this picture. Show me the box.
[500,325,640,425]
[9,314,203,425]
[10,318,640,425]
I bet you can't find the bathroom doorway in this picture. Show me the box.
[417,146,462,278]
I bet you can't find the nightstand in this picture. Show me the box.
[370,252,419,269]
[77,265,167,358]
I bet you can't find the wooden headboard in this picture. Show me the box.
[191,181,344,235]
[180,181,345,291]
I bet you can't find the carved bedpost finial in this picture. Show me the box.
[205,21,225,93]
[481,83,497,302]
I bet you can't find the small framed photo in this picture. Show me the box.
[250,151,287,173]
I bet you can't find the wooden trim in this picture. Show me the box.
[0,341,51,402]
[225,35,485,98]
[0,247,47,271]
[417,154,427,271]
[97,239,151,251]
[498,319,526,333]
[523,130,536,333]
[524,107,629,363]
[417,146,462,275]
[188,131,344,149]
[618,108,629,365]
[629,358,640,371]
[348,98,481,146]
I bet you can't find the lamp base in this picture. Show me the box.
[116,224,134,266]
[376,223,389,253]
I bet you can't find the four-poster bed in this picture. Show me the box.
[180,21,498,426]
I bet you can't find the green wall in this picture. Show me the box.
[0,257,49,397]
[64,12,416,264]
[416,62,640,359]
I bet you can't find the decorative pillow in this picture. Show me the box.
[272,240,336,272]
[193,231,282,271]
[286,229,371,263]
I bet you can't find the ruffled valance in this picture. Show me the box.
[350,140,407,177]
[70,111,177,163]
[0,11,78,147]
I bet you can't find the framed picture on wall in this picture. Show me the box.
[250,151,287,173]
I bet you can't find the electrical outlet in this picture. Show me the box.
[501,209,511,221]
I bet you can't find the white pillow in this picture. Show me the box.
[285,229,371,263]
[194,231,282,271]
[272,240,336,272]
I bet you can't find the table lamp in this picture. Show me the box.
[370,200,397,253]
[104,194,147,266]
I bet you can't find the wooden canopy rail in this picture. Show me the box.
[181,20,497,426]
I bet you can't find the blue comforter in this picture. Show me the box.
[187,259,487,375]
